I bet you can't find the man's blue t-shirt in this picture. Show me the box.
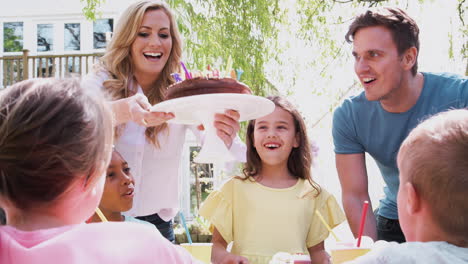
[332,72,468,219]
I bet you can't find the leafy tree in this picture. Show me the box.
[3,26,22,52]
[81,0,467,82]
[167,0,287,96]
[80,0,105,21]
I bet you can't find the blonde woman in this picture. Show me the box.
[82,0,245,242]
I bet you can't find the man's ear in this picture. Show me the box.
[401,47,418,71]
[405,182,421,215]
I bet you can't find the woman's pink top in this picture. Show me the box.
[0,222,197,264]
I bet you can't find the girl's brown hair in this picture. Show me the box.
[99,0,182,147]
[0,78,113,210]
[242,96,321,194]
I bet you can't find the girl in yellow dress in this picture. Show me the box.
[200,96,345,264]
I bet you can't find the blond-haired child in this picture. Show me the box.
[347,109,468,263]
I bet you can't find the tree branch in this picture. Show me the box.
[458,0,466,26]
[311,81,359,128]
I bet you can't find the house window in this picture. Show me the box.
[3,22,23,52]
[37,24,54,52]
[93,18,113,49]
[189,146,214,215]
[64,23,80,51]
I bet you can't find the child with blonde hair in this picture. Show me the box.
[0,78,196,263]
[347,109,468,263]
[200,96,345,264]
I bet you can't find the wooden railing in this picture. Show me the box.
[0,49,104,88]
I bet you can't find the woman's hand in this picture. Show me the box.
[142,111,174,127]
[213,109,240,149]
[111,94,174,127]
[127,94,152,126]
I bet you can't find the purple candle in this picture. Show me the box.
[180,61,192,79]
[171,73,182,82]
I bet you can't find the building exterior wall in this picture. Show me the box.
[0,0,145,56]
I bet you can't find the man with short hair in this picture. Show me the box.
[332,7,468,242]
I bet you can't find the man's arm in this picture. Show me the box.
[336,153,377,241]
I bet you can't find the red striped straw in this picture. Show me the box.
[356,200,369,247]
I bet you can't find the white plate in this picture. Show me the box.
[150,93,275,163]
[150,93,275,125]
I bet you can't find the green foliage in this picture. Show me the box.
[448,28,454,60]
[457,0,467,69]
[293,0,411,87]
[189,147,214,213]
[80,0,467,101]
[167,0,286,96]
[457,0,466,26]
[3,27,22,52]
[174,216,211,236]
[81,0,105,21]
[189,216,211,235]
[462,25,468,62]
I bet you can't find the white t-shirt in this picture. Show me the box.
[346,241,468,264]
[82,71,246,221]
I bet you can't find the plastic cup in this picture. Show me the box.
[330,236,372,264]
[181,243,212,264]
[331,247,370,263]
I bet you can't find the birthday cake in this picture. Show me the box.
[165,77,252,100]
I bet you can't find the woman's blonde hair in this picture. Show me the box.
[0,78,113,210]
[99,0,182,146]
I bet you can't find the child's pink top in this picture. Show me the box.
[0,222,197,264]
